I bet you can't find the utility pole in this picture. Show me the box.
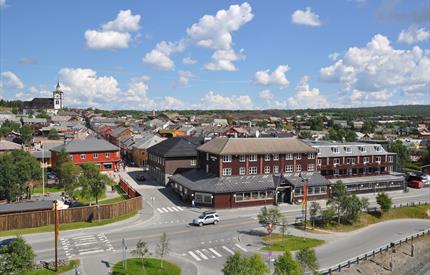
[53,201,60,272]
[42,144,45,198]
[299,173,308,231]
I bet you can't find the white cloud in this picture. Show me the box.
[142,40,185,70]
[255,65,290,88]
[328,52,340,61]
[259,89,273,100]
[201,91,253,110]
[161,96,184,109]
[182,57,197,65]
[320,34,430,98]
[286,76,329,109]
[291,7,321,26]
[85,9,141,49]
[177,70,193,86]
[0,71,24,90]
[0,0,6,8]
[398,25,430,44]
[204,49,244,71]
[350,89,394,105]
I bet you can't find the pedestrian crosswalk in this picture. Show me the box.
[156,206,184,213]
[184,243,248,262]
[60,233,114,258]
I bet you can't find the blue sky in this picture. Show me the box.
[1,0,429,110]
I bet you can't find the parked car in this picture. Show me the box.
[0,238,16,248]
[192,211,220,226]
[407,173,428,188]
[408,180,424,189]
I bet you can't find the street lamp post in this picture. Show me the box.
[299,173,308,231]
[53,201,60,272]
[42,144,45,199]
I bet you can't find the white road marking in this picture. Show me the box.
[222,246,234,255]
[176,206,184,211]
[167,207,175,212]
[74,241,98,246]
[195,249,208,260]
[79,249,105,255]
[161,207,168,212]
[171,206,180,211]
[157,208,164,213]
[234,243,248,252]
[202,248,215,259]
[188,251,201,261]
[209,248,222,257]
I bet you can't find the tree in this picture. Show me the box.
[327,181,349,224]
[132,240,150,275]
[341,195,368,224]
[320,206,336,227]
[19,125,33,145]
[273,251,302,275]
[299,131,312,139]
[309,201,321,228]
[223,252,244,275]
[223,252,269,275]
[48,128,60,140]
[156,232,169,269]
[296,248,319,275]
[376,192,392,213]
[244,254,269,275]
[0,151,41,201]
[388,140,410,171]
[79,163,106,205]
[0,236,35,274]
[57,161,81,197]
[257,207,283,237]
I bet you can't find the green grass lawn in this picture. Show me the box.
[0,211,137,237]
[261,233,325,251]
[27,259,80,275]
[112,258,181,275]
[32,185,64,194]
[310,204,430,233]
[99,196,129,205]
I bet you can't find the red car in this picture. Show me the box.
[407,180,424,189]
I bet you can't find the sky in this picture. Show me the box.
[0,0,429,110]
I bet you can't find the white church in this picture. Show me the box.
[23,82,64,115]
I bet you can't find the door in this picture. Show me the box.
[204,215,214,224]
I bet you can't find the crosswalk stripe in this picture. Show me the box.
[209,248,222,257]
[176,206,184,211]
[157,208,164,213]
[195,249,208,260]
[234,243,248,252]
[202,249,215,259]
[188,251,201,261]
[161,207,168,212]
[171,206,180,211]
[79,249,104,255]
[167,207,174,212]
[222,246,234,255]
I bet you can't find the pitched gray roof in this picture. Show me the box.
[110,126,130,138]
[198,137,317,155]
[281,173,332,187]
[305,140,395,157]
[51,138,118,153]
[148,137,203,158]
[328,174,404,185]
[170,169,276,193]
[0,140,21,151]
[0,200,53,214]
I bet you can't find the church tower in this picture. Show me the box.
[53,81,64,110]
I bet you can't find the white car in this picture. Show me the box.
[192,211,220,226]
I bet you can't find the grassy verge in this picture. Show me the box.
[261,233,325,251]
[99,196,128,205]
[0,211,137,237]
[32,185,64,194]
[112,258,181,275]
[306,204,430,233]
[27,260,80,275]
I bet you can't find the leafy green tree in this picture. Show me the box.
[309,201,321,228]
[132,240,150,275]
[156,232,170,269]
[299,131,312,139]
[257,207,283,237]
[1,120,21,132]
[244,254,269,275]
[48,128,60,140]
[388,140,410,170]
[0,236,35,274]
[223,252,269,275]
[327,181,349,224]
[320,206,336,227]
[296,248,319,275]
[78,163,108,205]
[0,151,41,201]
[57,161,81,197]
[223,252,244,275]
[35,111,51,119]
[376,192,392,213]
[19,125,33,145]
[421,141,430,165]
[273,250,302,275]
[309,117,324,131]
[341,195,368,224]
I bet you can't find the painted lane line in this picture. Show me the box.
[79,249,105,255]
[72,235,96,240]
[209,248,222,257]
[202,249,215,259]
[222,246,234,255]
[234,243,248,252]
[188,251,201,261]
[74,242,98,246]
[195,250,209,260]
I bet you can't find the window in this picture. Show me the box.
[308,153,315,159]
[223,155,232,162]
[347,158,355,164]
[264,166,270,174]
[388,156,393,163]
[375,146,381,152]
[222,168,232,176]
[249,155,257,162]
[239,155,246,162]
[191,159,197,166]
[80,154,86,160]
[317,159,322,166]
[206,153,209,161]
[296,153,302,160]
[195,192,212,204]
[273,154,279,160]
[93,153,98,159]
[307,164,315,172]
[333,158,340,164]
[103,163,112,170]
[105,153,110,158]
[347,168,353,176]
[285,165,293,172]
[389,165,393,172]
[239,167,246,175]
[332,147,339,154]
[206,164,209,173]
[249,167,257,174]
[375,156,381,162]
[359,146,367,153]
[286,153,293,160]
[363,156,370,163]
[273,166,279,173]
[345,147,352,153]
[235,191,270,202]
[265,154,271,161]
[296,165,302,172]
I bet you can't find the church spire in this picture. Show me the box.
[56,81,61,91]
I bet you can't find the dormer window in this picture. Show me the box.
[359,146,366,153]
[332,147,339,154]
[223,155,232,162]
[345,147,352,153]
[265,154,271,161]
[374,146,381,152]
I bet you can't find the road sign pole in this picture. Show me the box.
[54,201,59,272]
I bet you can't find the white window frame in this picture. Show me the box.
[363,156,370,163]
[222,168,232,176]
[296,164,302,172]
[249,166,257,175]
[191,159,197,166]
[296,153,302,160]
[332,147,339,154]
[345,147,352,153]
[285,165,293,173]
[307,164,315,172]
[273,165,279,173]
[333,158,340,165]
[239,167,246,175]
[264,166,271,174]
[273,154,279,161]
[223,155,232,163]
[80,154,86,160]
[249,155,257,162]
[286,153,293,160]
[105,153,110,158]
[93,153,98,159]
[388,156,393,163]
[375,156,382,162]
[308,153,315,159]
[359,146,367,153]
[317,159,322,166]
[265,154,271,161]
[239,155,246,162]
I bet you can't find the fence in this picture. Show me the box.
[319,228,430,274]
[0,178,142,231]
[366,201,428,213]
[119,176,140,198]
